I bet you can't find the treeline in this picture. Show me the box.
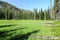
[0,1,51,20]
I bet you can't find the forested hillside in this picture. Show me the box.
[0,1,51,20]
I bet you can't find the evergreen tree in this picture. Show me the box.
[33,8,37,20]
[39,10,41,20]
[41,8,44,20]
[44,10,47,20]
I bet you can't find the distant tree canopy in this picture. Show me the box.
[0,1,51,20]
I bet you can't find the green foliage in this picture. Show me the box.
[40,8,44,20]
[44,10,47,20]
[0,1,51,20]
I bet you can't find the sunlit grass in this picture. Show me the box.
[0,20,60,40]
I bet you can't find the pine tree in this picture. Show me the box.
[33,8,37,20]
[39,10,41,20]
[41,8,44,20]
[44,10,47,20]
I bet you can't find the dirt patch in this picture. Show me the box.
[44,21,56,27]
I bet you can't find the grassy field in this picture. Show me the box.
[0,20,60,40]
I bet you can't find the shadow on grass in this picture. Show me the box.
[0,27,28,38]
[9,30,40,40]
[0,24,16,28]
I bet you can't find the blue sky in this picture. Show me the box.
[1,0,54,10]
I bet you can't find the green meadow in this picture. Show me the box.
[0,0,60,40]
[0,20,60,40]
